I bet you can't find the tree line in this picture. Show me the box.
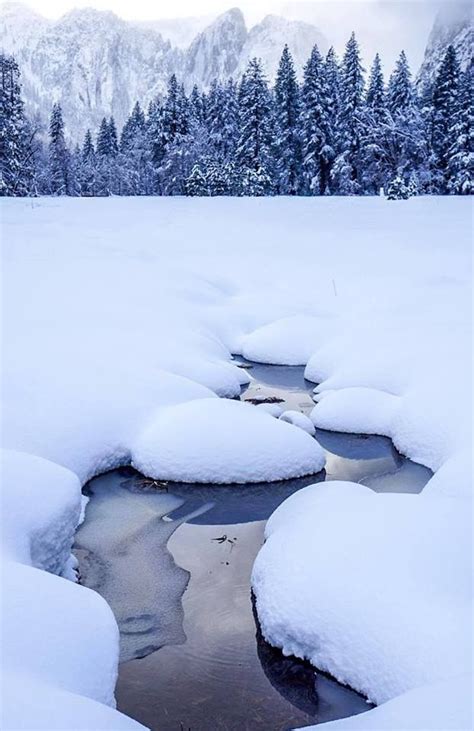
[1,34,472,199]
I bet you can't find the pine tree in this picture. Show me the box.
[48,102,70,195]
[362,54,387,193]
[96,117,111,156]
[332,33,365,194]
[78,129,97,196]
[431,45,460,192]
[108,117,119,155]
[274,45,302,194]
[300,44,334,195]
[185,163,207,195]
[447,65,474,194]
[387,51,414,115]
[366,54,385,117]
[0,54,35,196]
[236,58,274,195]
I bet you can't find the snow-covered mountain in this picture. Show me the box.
[417,2,473,90]
[184,8,247,91]
[0,2,328,141]
[237,14,328,81]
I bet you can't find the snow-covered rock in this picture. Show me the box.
[252,481,471,706]
[132,397,325,483]
[242,314,332,366]
[279,410,316,435]
[255,402,284,418]
[313,673,472,731]
[310,387,400,437]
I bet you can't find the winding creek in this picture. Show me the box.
[74,362,432,731]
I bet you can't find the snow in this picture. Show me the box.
[1,195,471,730]
[252,482,471,705]
[310,387,400,436]
[241,314,333,365]
[132,398,325,483]
[279,409,316,435]
[307,673,473,731]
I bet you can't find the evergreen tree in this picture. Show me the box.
[366,54,385,116]
[0,53,35,196]
[236,58,274,195]
[387,51,414,114]
[108,116,119,155]
[274,45,302,194]
[362,54,387,193]
[185,162,207,195]
[332,33,365,194]
[431,45,460,192]
[48,102,70,195]
[447,65,474,194]
[300,44,334,195]
[96,117,110,156]
[78,129,97,196]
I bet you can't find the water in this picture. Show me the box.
[75,362,432,731]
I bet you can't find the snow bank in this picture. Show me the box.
[241,315,333,365]
[310,387,400,436]
[253,482,471,705]
[312,673,472,731]
[279,409,316,435]
[132,398,325,483]
[1,450,81,574]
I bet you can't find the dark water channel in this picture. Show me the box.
[74,362,431,731]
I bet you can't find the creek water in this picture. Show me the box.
[74,362,431,731]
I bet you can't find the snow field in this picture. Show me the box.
[1,196,471,729]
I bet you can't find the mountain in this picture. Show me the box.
[417,2,473,91]
[0,2,328,141]
[184,8,247,90]
[237,14,328,80]
[137,14,216,49]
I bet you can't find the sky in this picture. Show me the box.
[24,0,445,70]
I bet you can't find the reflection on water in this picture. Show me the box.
[75,362,432,730]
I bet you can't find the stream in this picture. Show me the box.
[74,362,432,731]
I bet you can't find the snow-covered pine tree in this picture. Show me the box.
[447,64,473,195]
[361,53,387,194]
[274,45,302,194]
[119,101,152,195]
[431,45,460,193]
[331,33,365,195]
[0,53,35,196]
[185,162,207,195]
[300,44,334,195]
[48,102,70,195]
[366,54,385,117]
[386,174,410,199]
[78,128,97,196]
[236,58,274,195]
[387,50,414,115]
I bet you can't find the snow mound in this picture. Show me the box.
[252,481,471,706]
[256,402,284,417]
[1,449,82,574]
[241,315,332,365]
[310,387,400,436]
[279,410,315,435]
[132,398,325,483]
[313,673,472,731]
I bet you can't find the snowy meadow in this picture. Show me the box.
[1,195,472,730]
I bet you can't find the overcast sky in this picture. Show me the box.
[26,0,446,71]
